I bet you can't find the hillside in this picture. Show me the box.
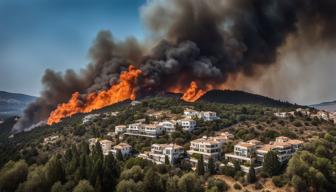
[0,95,335,192]
[0,91,36,119]
[199,90,295,107]
[310,100,336,112]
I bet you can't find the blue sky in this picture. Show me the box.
[0,0,146,96]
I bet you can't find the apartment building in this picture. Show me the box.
[115,125,127,134]
[124,123,164,138]
[256,136,304,163]
[225,140,260,165]
[111,143,132,158]
[99,140,114,156]
[184,108,200,117]
[177,118,196,132]
[143,143,185,164]
[188,136,226,160]
[159,120,176,133]
[183,108,219,121]
[198,111,220,121]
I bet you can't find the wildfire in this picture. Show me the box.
[47,65,142,125]
[168,81,213,102]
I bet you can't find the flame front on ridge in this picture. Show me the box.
[47,65,142,125]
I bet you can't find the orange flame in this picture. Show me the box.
[181,81,212,102]
[168,81,213,102]
[47,65,142,125]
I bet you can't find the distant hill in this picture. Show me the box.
[310,100,336,112]
[199,90,295,107]
[0,91,36,119]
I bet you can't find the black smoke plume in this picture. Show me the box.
[13,0,336,132]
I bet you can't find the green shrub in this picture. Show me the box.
[272,175,287,187]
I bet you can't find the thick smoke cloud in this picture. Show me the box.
[14,0,336,132]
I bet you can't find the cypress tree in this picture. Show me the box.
[247,163,256,183]
[165,155,170,165]
[116,149,123,161]
[45,156,65,186]
[94,176,102,192]
[196,155,205,176]
[208,157,215,175]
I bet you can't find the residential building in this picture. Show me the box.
[115,125,127,134]
[159,120,176,133]
[177,118,196,132]
[111,143,132,157]
[256,136,304,163]
[198,111,220,121]
[143,143,185,164]
[99,140,113,156]
[184,108,200,117]
[274,112,288,118]
[216,132,234,140]
[225,140,260,165]
[188,136,225,160]
[184,108,219,121]
[124,123,164,138]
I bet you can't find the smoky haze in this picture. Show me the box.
[13,0,336,132]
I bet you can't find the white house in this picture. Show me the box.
[184,108,200,117]
[198,111,219,121]
[111,143,132,157]
[99,140,113,156]
[177,118,196,132]
[159,120,176,133]
[141,143,184,164]
[226,140,259,164]
[125,123,164,138]
[274,112,288,118]
[188,136,225,161]
[115,125,127,134]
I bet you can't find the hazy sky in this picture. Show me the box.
[0,0,145,96]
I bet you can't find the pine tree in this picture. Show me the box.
[196,155,205,176]
[208,157,215,175]
[247,163,256,183]
[263,151,280,176]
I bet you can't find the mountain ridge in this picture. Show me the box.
[0,91,36,119]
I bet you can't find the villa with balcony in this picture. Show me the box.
[139,143,184,164]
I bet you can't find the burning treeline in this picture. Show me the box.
[13,0,336,131]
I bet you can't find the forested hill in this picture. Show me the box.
[199,90,295,108]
